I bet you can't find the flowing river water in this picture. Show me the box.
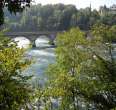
[14,36,56,86]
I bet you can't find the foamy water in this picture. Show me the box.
[13,37,31,48]
[14,36,55,85]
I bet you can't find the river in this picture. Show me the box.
[14,36,56,86]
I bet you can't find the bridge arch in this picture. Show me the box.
[35,35,50,48]
[13,36,31,48]
[5,31,59,47]
[11,34,56,48]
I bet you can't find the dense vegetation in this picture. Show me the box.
[0,0,31,25]
[43,24,116,110]
[0,32,33,109]
[0,2,116,110]
[1,23,116,109]
[3,4,116,32]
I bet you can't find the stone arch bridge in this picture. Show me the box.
[5,31,62,47]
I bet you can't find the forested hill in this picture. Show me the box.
[3,4,116,32]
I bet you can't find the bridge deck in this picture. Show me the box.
[4,31,61,36]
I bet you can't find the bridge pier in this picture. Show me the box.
[48,34,56,45]
[31,40,36,48]
[48,39,55,45]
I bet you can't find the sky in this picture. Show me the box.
[33,0,116,10]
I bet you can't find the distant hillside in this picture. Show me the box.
[3,4,116,32]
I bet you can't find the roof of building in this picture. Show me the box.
[110,4,116,10]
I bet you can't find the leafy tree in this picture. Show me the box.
[0,31,33,109]
[92,23,116,42]
[4,4,116,32]
[45,26,116,110]
[46,28,88,110]
[0,0,31,25]
[109,25,116,42]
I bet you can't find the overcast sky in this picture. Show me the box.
[34,0,116,10]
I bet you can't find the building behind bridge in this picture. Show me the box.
[99,4,116,16]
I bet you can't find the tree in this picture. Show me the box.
[92,23,116,42]
[0,31,33,109]
[46,28,88,110]
[0,0,31,25]
[3,4,115,31]
[110,25,116,42]
[70,14,77,27]
[45,26,116,110]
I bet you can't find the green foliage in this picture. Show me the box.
[92,23,116,42]
[4,4,115,32]
[0,0,31,25]
[45,27,116,110]
[0,32,33,109]
[4,4,77,31]
[45,28,89,110]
